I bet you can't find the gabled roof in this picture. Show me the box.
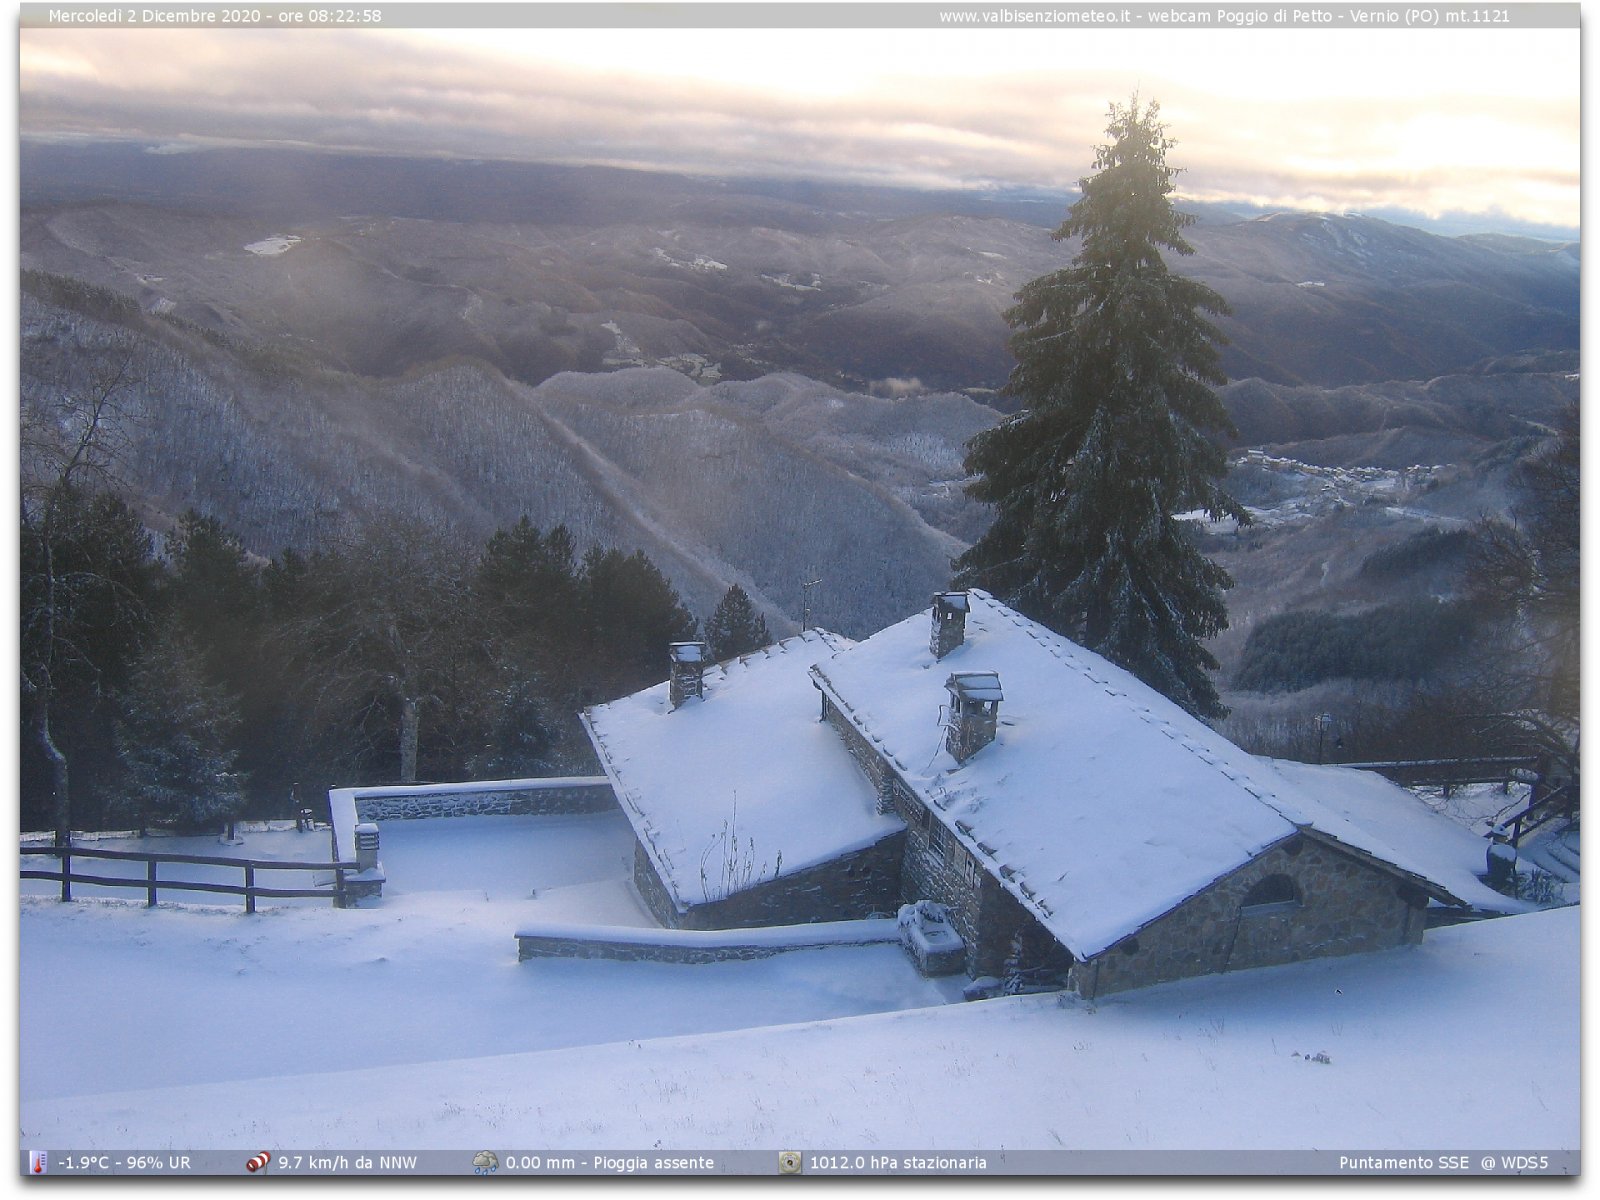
[582,630,903,913]
[811,591,1511,959]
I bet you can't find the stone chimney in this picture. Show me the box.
[930,591,970,660]
[945,672,1002,763]
[668,641,708,708]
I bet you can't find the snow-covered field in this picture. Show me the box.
[21,815,958,1108]
[18,812,1579,1168]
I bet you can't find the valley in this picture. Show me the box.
[18,146,1580,722]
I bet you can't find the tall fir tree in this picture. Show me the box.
[580,547,697,695]
[706,584,771,660]
[953,98,1245,721]
[115,630,245,832]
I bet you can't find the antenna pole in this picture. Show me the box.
[800,575,822,632]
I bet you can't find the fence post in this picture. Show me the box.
[60,847,71,902]
[334,867,347,910]
[245,865,256,915]
[147,858,157,907]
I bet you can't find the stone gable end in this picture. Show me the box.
[1073,834,1430,999]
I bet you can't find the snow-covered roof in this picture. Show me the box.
[1261,759,1519,915]
[810,591,1496,960]
[582,630,904,912]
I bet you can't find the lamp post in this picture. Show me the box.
[1315,713,1335,765]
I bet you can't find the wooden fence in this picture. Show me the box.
[20,845,360,911]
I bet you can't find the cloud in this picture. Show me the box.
[18,27,1579,232]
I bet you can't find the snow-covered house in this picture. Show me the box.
[811,591,1513,995]
[584,592,1514,996]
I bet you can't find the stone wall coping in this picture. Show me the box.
[347,776,609,800]
[327,776,612,860]
[516,917,899,950]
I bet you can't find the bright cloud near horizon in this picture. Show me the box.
[19,22,1580,235]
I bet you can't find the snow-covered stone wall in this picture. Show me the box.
[326,777,616,862]
[350,778,616,822]
[515,917,900,964]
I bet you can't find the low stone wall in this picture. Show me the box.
[350,777,616,822]
[326,776,617,868]
[516,918,900,963]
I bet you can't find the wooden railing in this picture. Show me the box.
[20,845,360,911]
[1498,782,1579,847]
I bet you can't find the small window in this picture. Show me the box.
[929,822,949,864]
[918,805,932,834]
[962,854,981,889]
[1241,873,1299,915]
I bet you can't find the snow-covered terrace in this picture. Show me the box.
[21,812,960,1120]
[811,591,1516,960]
[582,630,903,911]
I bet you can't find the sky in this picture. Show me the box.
[2,10,1590,1180]
[13,11,1586,237]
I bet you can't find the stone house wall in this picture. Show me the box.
[631,830,906,931]
[825,693,1067,977]
[894,786,982,963]
[1070,833,1431,999]
[821,692,901,815]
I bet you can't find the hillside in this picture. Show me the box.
[21,146,1578,396]
[21,284,992,637]
[19,147,1579,674]
[22,261,1577,662]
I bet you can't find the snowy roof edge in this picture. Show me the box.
[1296,824,1469,909]
[579,628,859,912]
[577,706,688,917]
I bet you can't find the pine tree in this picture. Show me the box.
[953,98,1245,721]
[705,584,771,660]
[581,547,698,694]
[115,631,245,832]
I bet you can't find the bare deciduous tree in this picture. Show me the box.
[21,348,149,844]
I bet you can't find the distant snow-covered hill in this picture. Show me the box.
[21,147,1579,397]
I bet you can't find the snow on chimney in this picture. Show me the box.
[668,641,708,709]
[945,671,1002,762]
[930,591,970,660]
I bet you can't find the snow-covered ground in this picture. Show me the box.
[1407,782,1580,904]
[21,814,958,1106]
[17,811,1578,1167]
[244,235,300,256]
[21,902,1577,1156]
